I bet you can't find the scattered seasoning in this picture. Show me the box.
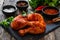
[3,8,15,13]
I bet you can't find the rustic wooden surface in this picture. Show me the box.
[0,0,60,40]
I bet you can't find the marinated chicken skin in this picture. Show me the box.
[11,13,46,36]
[19,21,46,36]
[11,15,28,30]
[18,13,46,36]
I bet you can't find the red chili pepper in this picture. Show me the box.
[35,6,45,11]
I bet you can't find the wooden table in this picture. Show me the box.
[0,0,60,40]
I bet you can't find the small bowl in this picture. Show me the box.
[2,5,17,16]
[16,0,28,11]
[42,6,59,20]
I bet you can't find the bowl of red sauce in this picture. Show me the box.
[42,6,59,20]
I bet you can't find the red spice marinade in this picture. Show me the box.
[44,9,58,15]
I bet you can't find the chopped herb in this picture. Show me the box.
[0,16,14,28]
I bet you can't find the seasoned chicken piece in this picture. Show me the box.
[11,15,28,30]
[18,13,46,36]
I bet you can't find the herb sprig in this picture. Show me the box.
[0,16,14,28]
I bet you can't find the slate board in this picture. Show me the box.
[0,11,60,40]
